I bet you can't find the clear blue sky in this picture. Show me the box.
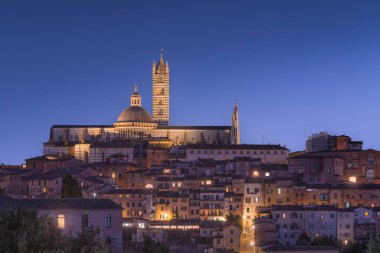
[1,0,380,164]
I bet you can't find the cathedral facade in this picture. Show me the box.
[43,54,240,163]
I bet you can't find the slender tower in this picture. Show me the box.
[152,51,170,125]
[231,99,240,144]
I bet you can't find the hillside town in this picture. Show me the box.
[1,54,380,253]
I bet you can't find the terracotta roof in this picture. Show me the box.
[0,196,122,210]
[263,245,339,252]
[102,189,150,195]
[186,144,288,150]
[272,205,337,211]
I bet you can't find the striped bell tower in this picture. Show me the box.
[231,99,240,144]
[152,51,170,125]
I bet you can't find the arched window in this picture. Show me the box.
[368,154,374,167]
[145,184,154,189]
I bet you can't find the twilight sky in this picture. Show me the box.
[1,0,380,164]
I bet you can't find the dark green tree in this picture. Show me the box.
[226,214,242,230]
[69,227,110,253]
[0,208,68,253]
[215,249,237,253]
[143,237,169,253]
[296,232,312,246]
[340,242,366,253]
[367,236,380,253]
[312,235,337,247]
[61,174,82,198]
[0,209,110,253]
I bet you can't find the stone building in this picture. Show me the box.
[26,155,83,173]
[0,168,33,197]
[272,205,337,246]
[185,144,289,163]
[0,197,123,253]
[43,54,239,164]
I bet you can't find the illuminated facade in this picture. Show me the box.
[44,54,239,162]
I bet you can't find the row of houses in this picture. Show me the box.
[254,205,380,248]
[5,164,380,236]
[40,142,289,167]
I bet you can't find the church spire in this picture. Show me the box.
[231,99,240,144]
[152,51,170,125]
[155,49,166,73]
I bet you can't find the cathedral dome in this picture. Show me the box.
[117,106,153,123]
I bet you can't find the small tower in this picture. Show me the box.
[152,51,170,125]
[231,99,240,144]
[130,84,141,106]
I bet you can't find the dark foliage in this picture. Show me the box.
[225,214,243,230]
[0,209,109,253]
[312,235,337,247]
[296,232,312,246]
[143,236,170,253]
[61,174,82,198]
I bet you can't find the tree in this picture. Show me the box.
[143,237,169,253]
[70,227,110,253]
[226,214,243,230]
[0,209,110,253]
[340,242,366,253]
[0,208,68,253]
[296,232,311,246]
[312,235,336,247]
[367,236,380,253]
[215,249,237,253]
[61,174,82,198]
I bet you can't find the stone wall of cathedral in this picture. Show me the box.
[49,126,231,146]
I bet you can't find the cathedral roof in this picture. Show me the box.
[117,106,153,123]
[116,85,154,124]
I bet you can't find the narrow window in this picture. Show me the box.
[82,214,88,228]
[57,215,65,229]
[105,214,112,228]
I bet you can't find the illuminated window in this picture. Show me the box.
[57,215,65,229]
[278,188,281,194]
[205,180,212,185]
[282,213,286,219]
[349,177,356,183]
[145,184,153,189]
[265,172,270,177]
[112,173,115,179]
[364,211,369,217]
[253,171,259,177]
[178,182,182,187]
